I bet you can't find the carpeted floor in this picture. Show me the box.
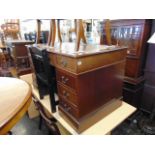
[10,110,151,135]
[11,114,49,135]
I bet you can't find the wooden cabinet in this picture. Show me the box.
[101,20,152,108]
[47,43,127,131]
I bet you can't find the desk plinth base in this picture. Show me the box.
[59,99,122,133]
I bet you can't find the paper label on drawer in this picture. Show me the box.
[77,61,82,66]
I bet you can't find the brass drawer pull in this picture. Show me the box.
[61,76,69,84]
[63,103,67,108]
[62,90,69,98]
[66,106,71,112]
[61,102,71,111]
[60,60,68,67]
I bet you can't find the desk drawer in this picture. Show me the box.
[56,69,77,91]
[57,83,78,106]
[59,98,79,119]
[56,55,77,72]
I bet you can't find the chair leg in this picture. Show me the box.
[39,93,44,100]
[38,85,44,99]
[48,122,61,135]
[39,115,42,130]
[49,87,56,113]
[36,78,44,99]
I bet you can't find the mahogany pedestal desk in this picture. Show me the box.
[0,77,32,135]
[20,74,136,135]
[43,43,128,131]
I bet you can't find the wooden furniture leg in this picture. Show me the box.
[105,19,112,45]
[76,19,87,51]
[57,19,62,44]
[47,20,53,46]
[36,20,41,44]
[48,19,56,47]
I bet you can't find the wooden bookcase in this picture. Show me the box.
[101,19,152,108]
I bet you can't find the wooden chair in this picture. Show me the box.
[50,19,87,51]
[0,51,11,77]
[1,19,21,40]
[27,45,58,112]
[100,19,112,45]
[36,19,87,51]
[32,96,60,135]
[10,43,32,76]
[0,51,5,67]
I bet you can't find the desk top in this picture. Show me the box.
[0,77,32,134]
[20,74,136,135]
[35,42,127,58]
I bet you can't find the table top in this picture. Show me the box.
[5,39,34,45]
[20,74,136,135]
[0,77,32,134]
[34,42,127,58]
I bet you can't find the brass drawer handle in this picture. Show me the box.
[61,76,69,84]
[61,102,71,111]
[63,103,67,108]
[62,90,69,98]
[66,106,71,112]
[60,60,68,67]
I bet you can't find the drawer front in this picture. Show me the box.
[59,98,79,119]
[77,50,127,73]
[57,83,78,106]
[56,55,77,72]
[56,69,77,91]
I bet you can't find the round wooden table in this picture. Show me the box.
[0,77,32,135]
